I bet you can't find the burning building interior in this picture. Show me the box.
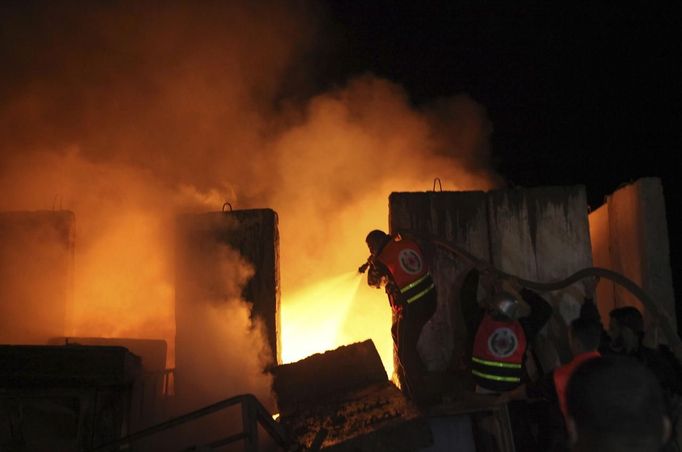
[1,2,680,451]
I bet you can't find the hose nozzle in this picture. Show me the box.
[358,262,370,274]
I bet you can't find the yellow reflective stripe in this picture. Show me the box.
[472,356,522,369]
[400,272,431,293]
[406,283,435,304]
[472,370,521,383]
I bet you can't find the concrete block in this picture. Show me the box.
[274,341,430,451]
[274,340,387,416]
[175,208,280,395]
[0,210,75,344]
[607,182,646,314]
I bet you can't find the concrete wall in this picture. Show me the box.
[174,209,280,400]
[389,186,593,376]
[588,203,616,326]
[589,178,676,342]
[0,210,75,344]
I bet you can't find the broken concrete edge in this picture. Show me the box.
[273,340,388,416]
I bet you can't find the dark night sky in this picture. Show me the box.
[319,3,681,200]
[319,2,682,320]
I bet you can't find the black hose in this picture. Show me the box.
[407,233,682,363]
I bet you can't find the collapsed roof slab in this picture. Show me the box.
[274,340,432,451]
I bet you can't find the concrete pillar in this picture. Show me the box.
[589,178,676,343]
[175,209,280,398]
[487,186,593,367]
[0,210,75,344]
[588,203,617,326]
[389,191,490,373]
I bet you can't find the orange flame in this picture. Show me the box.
[281,271,394,376]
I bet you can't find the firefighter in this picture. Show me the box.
[499,277,603,415]
[360,229,437,402]
[461,268,552,451]
[493,279,602,451]
[461,268,552,393]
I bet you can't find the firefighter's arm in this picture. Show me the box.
[366,256,388,289]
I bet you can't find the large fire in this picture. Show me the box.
[281,271,393,375]
[0,2,501,405]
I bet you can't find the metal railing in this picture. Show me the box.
[91,393,291,452]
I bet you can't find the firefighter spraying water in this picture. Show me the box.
[359,229,437,404]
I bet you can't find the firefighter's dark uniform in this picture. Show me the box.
[367,235,437,401]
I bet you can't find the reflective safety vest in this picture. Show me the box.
[554,350,601,419]
[471,313,527,392]
[376,237,435,306]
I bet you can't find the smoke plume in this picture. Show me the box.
[0,0,502,408]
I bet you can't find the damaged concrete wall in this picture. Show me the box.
[390,187,593,376]
[589,178,677,341]
[217,209,280,363]
[487,186,592,368]
[0,210,75,344]
[174,209,280,400]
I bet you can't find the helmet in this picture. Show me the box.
[365,230,390,256]
[489,291,520,321]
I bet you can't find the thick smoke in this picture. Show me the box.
[0,1,502,409]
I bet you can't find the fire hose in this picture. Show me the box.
[420,234,682,363]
